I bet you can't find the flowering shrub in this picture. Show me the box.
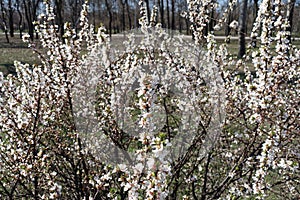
[0,0,299,199]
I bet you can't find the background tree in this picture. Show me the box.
[8,0,14,37]
[67,0,84,31]
[238,0,248,58]
[15,0,24,38]
[104,0,113,36]
[0,0,300,41]
[171,0,175,30]
[22,0,42,40]
[125,0,132,29]
[250,0,259,47]
[119,0,126,31]
[286,0,296,43]
[54,0,64,38]
[0,0,10,43]
[166,0,170,28]
[158,0,165,28]
[145,0,150,22]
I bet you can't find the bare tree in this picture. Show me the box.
[104,0,113,36]
[208,0,215,33]
[0,0,9,43]
[225,0,232,37]
[176,0,189,33]
[171,0,175,30]
[166,0,170,28]
[67,0,83,30]
[120,0,126,31]
[250,0,259,47]
[22,0,42,40]
[54,0,64,38]
[145,0,150,22]
[238,0,248,58]
[16,0,24,38]
[64,0,83,32]
[8,0,14,37]
[286,0,296,43]
[158,0,165,28]
[90,0,96,30]
[125,0,132,29]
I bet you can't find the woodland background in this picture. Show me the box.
[0,0,299,39]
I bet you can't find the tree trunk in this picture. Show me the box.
[204,5,208,36]
[125,0,132,29]
[71,0,79,31]
[159,0,165,28]
[8,0,14,37]
[134,0,138,28]
[145,0,150,23]
[92,1,96,31]
[16,0,23,38]
[33,1,41,39]
[121,0,126,31]
[250,0,258,47]
[23,0,41,40]
[238,0,248,58]
[24,5,34,40]
[179,13,182,33]
[0,0,10,43]
[225,0,232,37]
[209,8,214,33]
[105,0,113,37]
[171,0,176,30]
[55,0,64,38]
[286,0,296,43]
[185,17,189,35]
[166,0,170,29]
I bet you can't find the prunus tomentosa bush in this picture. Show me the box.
[0,0,299,199]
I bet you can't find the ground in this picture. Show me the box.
[1,32,299,75]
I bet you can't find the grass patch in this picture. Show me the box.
[0,35,40,75]
[0,33,299,76]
